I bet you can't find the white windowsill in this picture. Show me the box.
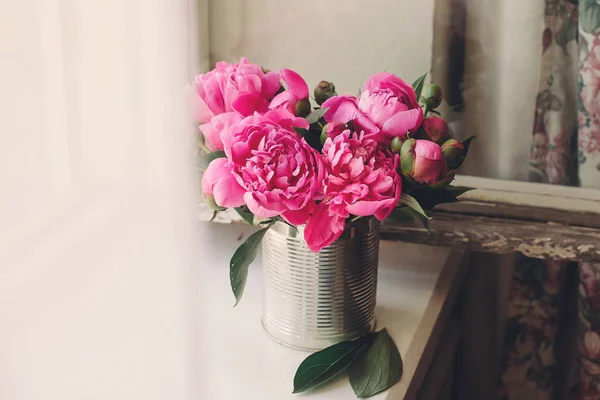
[195,222,466,400]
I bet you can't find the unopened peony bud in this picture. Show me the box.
[314,81,337,105]
[400,139,447,184]
[421,116,450,144]
[441,138,465,169]
[390,137,404,153]
[421,84,443,109]
[295,98,312,118]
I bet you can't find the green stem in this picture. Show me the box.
[423,104,431,118]
[200,143,211,153]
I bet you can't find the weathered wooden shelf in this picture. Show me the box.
[381,176,600,262]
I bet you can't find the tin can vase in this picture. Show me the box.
[261,217,380,351]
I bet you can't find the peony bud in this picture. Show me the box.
[295,98,312,117]
[314,81,337,105]
[421,83,443,109]
[400,139,447,184]
[441,138,465,169]
[421,116,450,144]
[390,137,404,153]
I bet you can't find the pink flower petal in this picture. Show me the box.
[262,71,282,99]
[323,96,362,123]
[345,200,392,217]
[223,79,241,112]
[280,68,309,99]
[269,91,298,113]
[363,72,395,92]
[232,93,270,117]
[282,202,315,225]
[192,91,216,124]
[244,192,280,218]
[236,74,262,94]
[415,140,443,160]
[381,108,423,139]
[202,158,246,208]
[304,202,346,252]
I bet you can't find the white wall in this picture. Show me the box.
[209,0,436,96]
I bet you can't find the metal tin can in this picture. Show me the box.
[261,217,379,351]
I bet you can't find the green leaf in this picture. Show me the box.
[305,107,329,125]
[235,207,254,226]
[446,185,475,198]
[209,210,218,222]
[230,222,274,306]
[412,73,428,101]
[399,193,431,219]
[293,335,373,394]
[407,185,474,211]
[462,136,476,155]
[293,127,310,137]
[199,150,226,170]
[348,329,403,398]
[387,207,429,229]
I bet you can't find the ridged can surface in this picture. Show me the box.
[261,217,379,351]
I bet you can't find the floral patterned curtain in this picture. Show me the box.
[503,0,600,398]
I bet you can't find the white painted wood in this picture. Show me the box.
[454,175,600,214]
[194,222,465,399]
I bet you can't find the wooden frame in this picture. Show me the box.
[382,176,600,262]
[202,175,600,262]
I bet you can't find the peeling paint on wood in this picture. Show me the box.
[381,212,600,263]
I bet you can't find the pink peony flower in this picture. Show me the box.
[322,95,382,141]
[358,72,424,143]
[268,69,310,116]
[193,58,281,124]
[202,157,246,208]
[232,68,311,118]
[222,114,323,224]
[400,139,448,184]
[199,112,243,151]
[304,131,401,252]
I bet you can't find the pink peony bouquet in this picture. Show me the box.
[196,58,473,253]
